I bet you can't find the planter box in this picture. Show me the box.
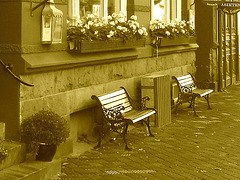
[68,39,145,53]
[158,36,196,47]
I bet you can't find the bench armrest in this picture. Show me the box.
[141,96,150,110]
[128,96,150,110]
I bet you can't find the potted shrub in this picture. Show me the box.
[20,110,70,162]
[0,140,8,163]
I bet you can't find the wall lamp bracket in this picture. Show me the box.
[30,0,48,17]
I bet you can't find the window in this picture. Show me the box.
[151,0,181,23]
[68,0,127,25]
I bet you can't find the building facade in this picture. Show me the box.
[196,0,240,91]
[0,0,197,141]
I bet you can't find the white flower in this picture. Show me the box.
[130,15,137,21]
[87,14,94,19]
[130,24,136,30]
[94,31,98,35]
[117,26,123,30]
[112,13,117,18]
[76,19,82,26]
[142,27,147,32]
[84,24,90,29]
[107,15,112,20]
[109,30,114,36]
[88,21,94,26]
[122,27,128,32]
[118,11,125,18]
[94,23,99,27]
[110,21,115,26]
[165,31,171,36]
[138,29,143,35]
[119,18,125,23]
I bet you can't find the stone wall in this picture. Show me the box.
[20,50,196,140]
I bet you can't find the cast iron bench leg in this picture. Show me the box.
[144,117,155,137]
[174,99,181,114]
[204,94,212,110]
[123,123,131,150]
[94,131,102,149]
[192,96,198,117]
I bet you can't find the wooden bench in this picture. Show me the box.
[91,87,156,150]
[172,73,214,116]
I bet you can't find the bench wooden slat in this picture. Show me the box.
[123,105,134,113]
[98,89,125,101]
[176,74,192,80]
[179,81,194,87]
[124,109,156,123]
[103,100,132,110]
[193,89,214,97]
[178,78,194,85]
[100,93,128,106]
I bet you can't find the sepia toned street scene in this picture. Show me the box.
[1,0,240,179]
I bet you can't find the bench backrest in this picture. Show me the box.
[174,74,196,93]
[92,88,133,114]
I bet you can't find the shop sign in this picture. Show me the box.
[202,0,224,6]
[202,0,240,14]
[221,1,240,14]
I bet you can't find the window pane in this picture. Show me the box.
[108,0,121,15]
[153,0,165,21]
[80,0,102,17]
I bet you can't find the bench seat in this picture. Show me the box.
[192,89,214,98]
[172,73,214,116]
[123,109,156,124]
[92,87,156,150]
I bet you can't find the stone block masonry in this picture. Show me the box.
[20,51,196,141]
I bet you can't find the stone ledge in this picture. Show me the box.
[21,49,138,74]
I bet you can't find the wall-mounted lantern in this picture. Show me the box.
[30,0,63,45]
[41,0,63,44]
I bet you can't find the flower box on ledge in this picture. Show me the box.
[68,39,146,53]
[158,36,196,47]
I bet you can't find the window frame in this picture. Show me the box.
[68,0,127,25]
[151,0,182,23]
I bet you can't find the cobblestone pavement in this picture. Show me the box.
[60,83,240,180]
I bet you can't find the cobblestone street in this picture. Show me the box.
[60,83,240,180]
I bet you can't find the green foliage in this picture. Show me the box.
[20,110,70,154]
[67,12,148,41]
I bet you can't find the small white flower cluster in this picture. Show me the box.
[150,19,195,40]
[0,141,8,162]
[67,12,148,41]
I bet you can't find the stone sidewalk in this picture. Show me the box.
[60,83,240,180]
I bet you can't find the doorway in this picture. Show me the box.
[219,12,239,88]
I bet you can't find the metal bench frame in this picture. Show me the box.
[172,73,214,117]
[91,87,156,150]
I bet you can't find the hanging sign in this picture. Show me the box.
[220,1,240,14]
[202,0,224,6]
